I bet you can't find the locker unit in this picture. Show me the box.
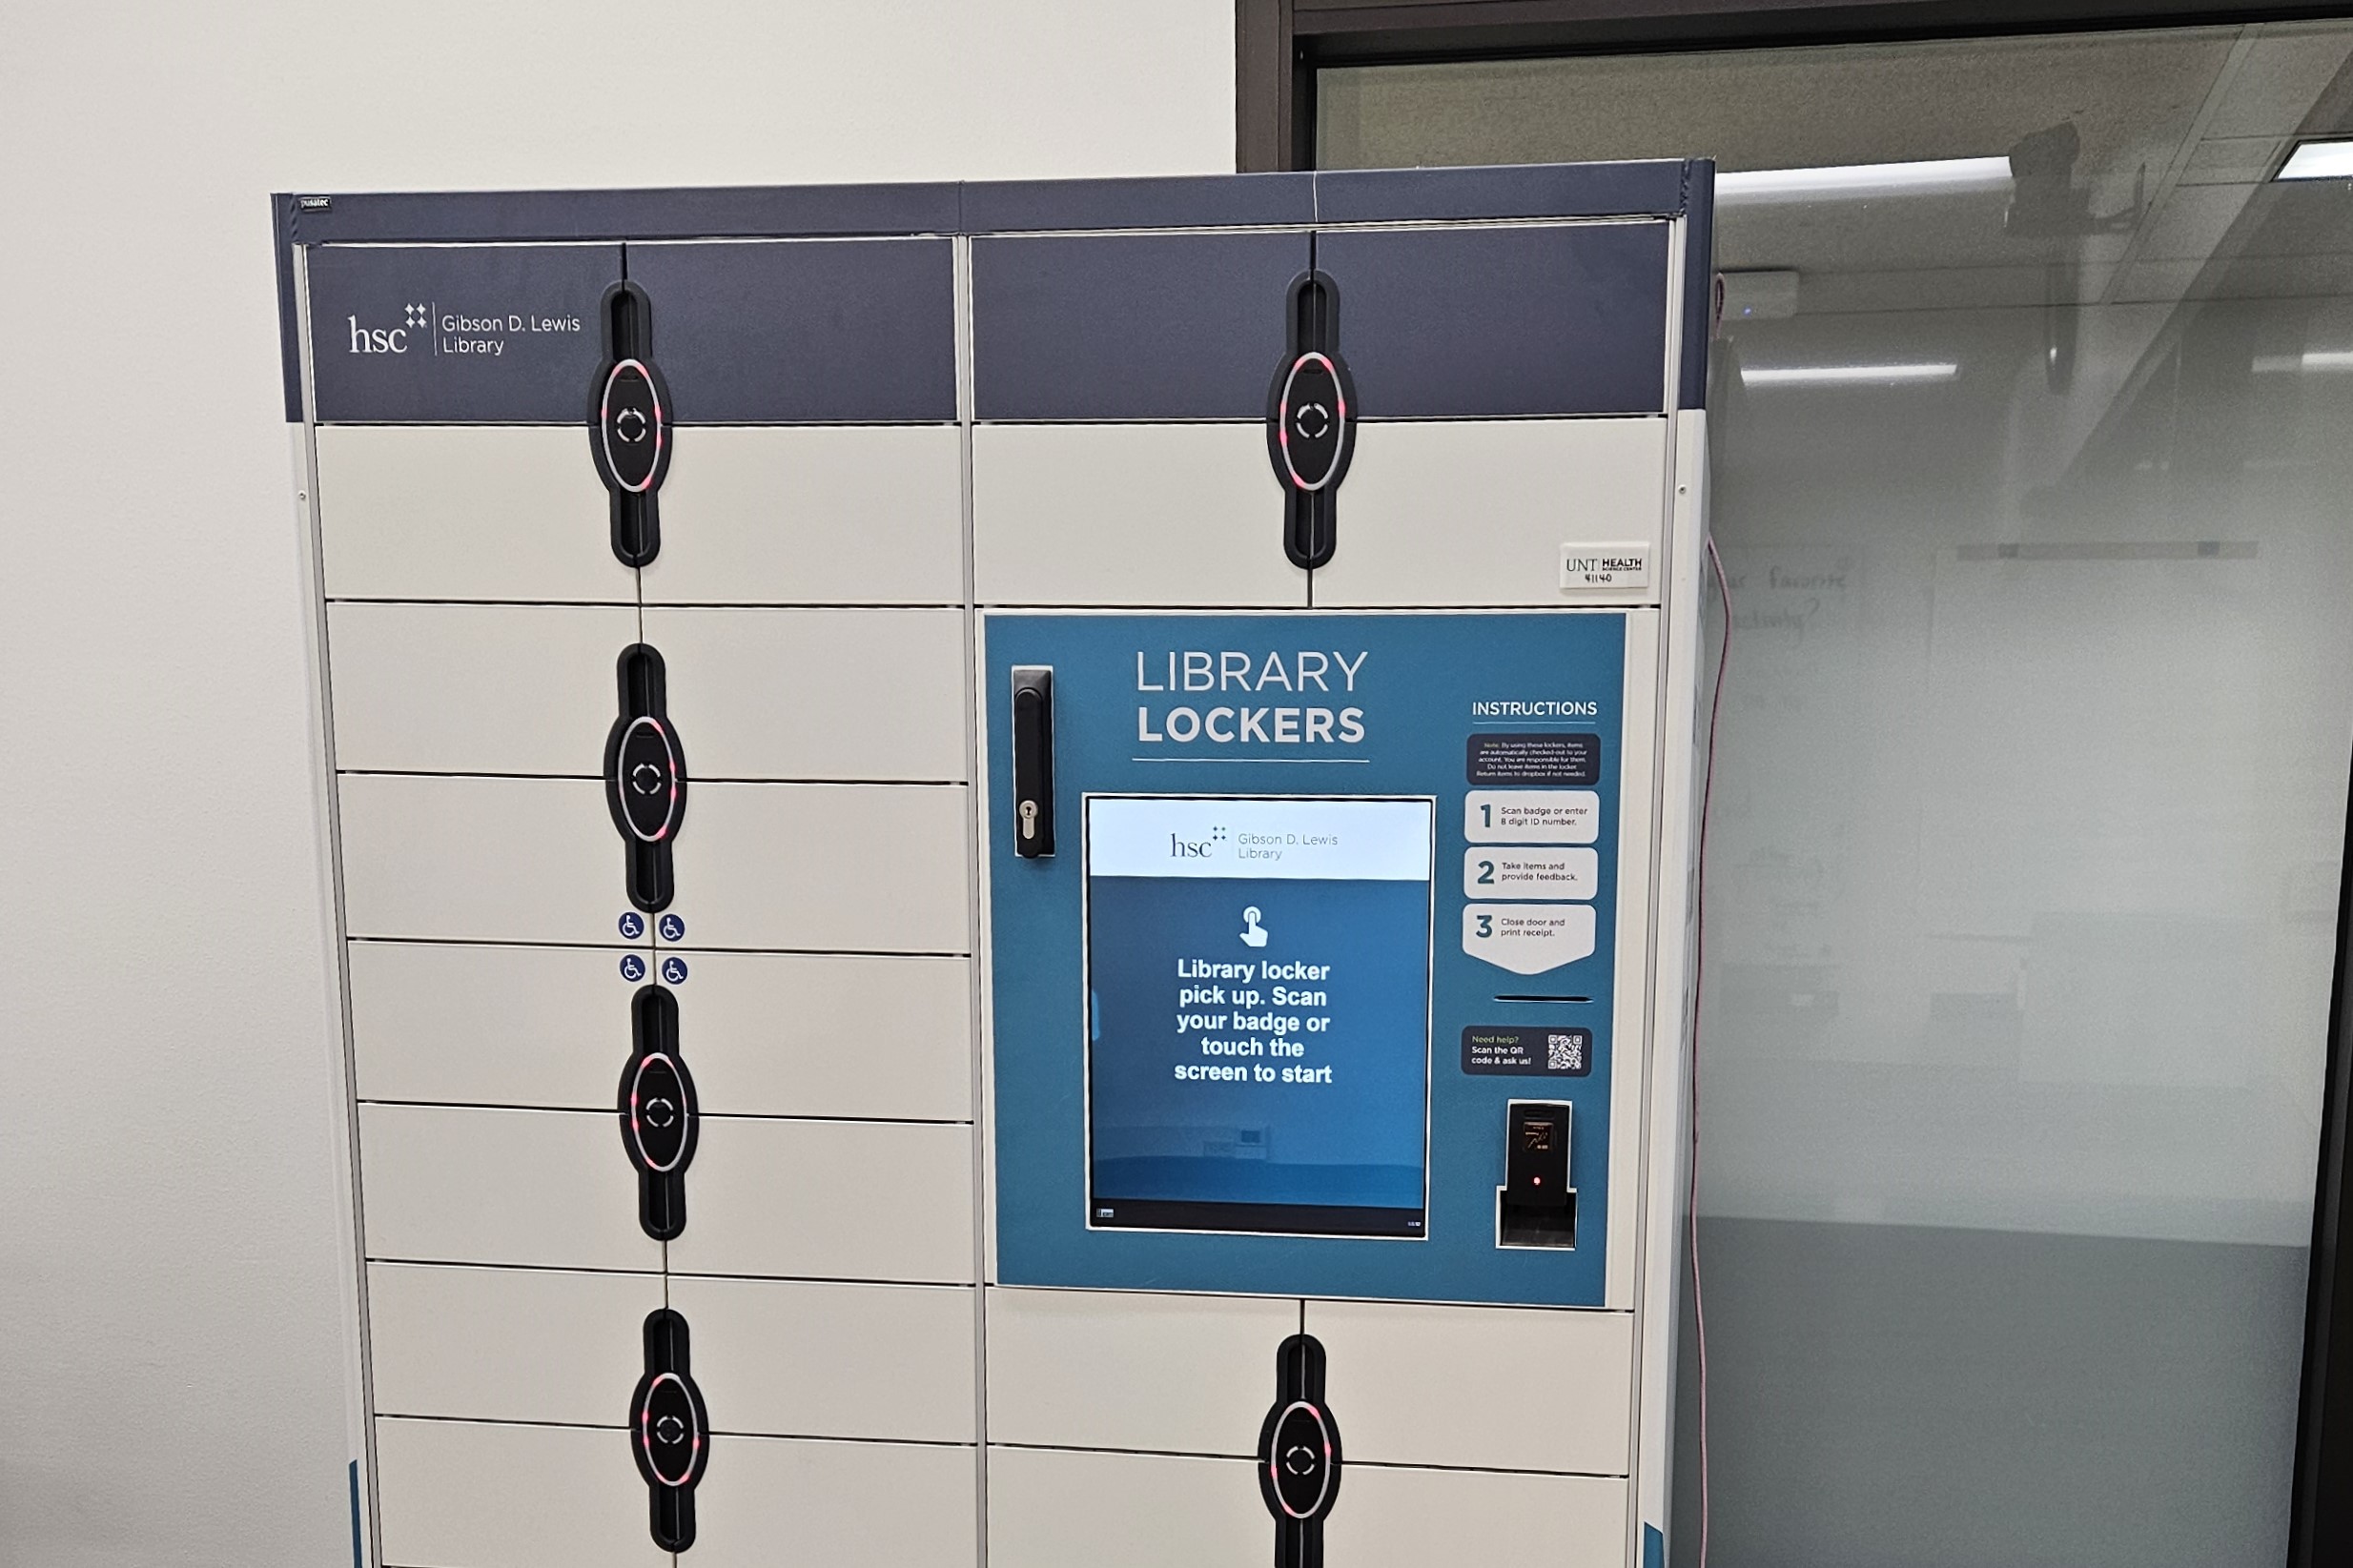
[277,163,1712,1568]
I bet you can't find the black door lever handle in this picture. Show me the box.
[1009,666,1055,859]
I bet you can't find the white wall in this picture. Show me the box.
[0,6,1231,1563]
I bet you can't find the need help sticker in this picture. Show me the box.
[1559,542,1652,591]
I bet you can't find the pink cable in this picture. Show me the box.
[1689,535,1732,1568]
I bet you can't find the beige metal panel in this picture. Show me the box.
[357,1103,659,1273]
[1304,1300,1634,1475]
[665,1117,975,1284]
[986,1447,1263,1568]
[1324,1465,1629,1568]
[375,1417,665,1568]
[316,424,623,604]
[337,774,620,946]
[366,1263,661,1426]
[985,1286,1296,1456]
[641,606,969,782]
[667,782,970,953]
[666,1274,976,1442]
[326,602,631,776]
[972,423,1307,607]
[1309,417,1670,608]
[641,424,966,606]
[691,1434,978,1568]
[348,940,634,1111]
[673,950,972,1121]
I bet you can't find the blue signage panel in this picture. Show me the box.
[987,611,1636,1306]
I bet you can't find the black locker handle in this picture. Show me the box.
[1258,1332,1342,1568]
[1267,271,1358,571]
[604,644,686,912]
[590,281,673,567]
[627,1309,710,1552]
[618,985,698,1240]
[1010,666,1055,859]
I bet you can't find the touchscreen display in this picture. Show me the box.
[1083,795,1435,1237]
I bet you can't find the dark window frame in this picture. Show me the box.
[1233,4,2353,1563]
[1238,0,2353,170]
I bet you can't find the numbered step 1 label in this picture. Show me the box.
[1463,846,1598,900]
[1463,904,1596,974]
[1464,789,1599,845]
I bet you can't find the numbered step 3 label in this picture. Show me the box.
[1463,846,1599,900]
[1463,904,1597,974]
[1465,789,1600,845]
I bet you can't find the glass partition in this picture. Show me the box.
[1323,23,2353,1565]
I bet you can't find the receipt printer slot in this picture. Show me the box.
[1498,1100,1576,1249]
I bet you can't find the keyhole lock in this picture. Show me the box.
[1019,800,1039,842]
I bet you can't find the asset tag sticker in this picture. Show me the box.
[1560,542,1652,591]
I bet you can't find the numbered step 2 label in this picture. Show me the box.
[1463,846,1599,900]
[1463,904,1597,974]
[1464,789,1600,845]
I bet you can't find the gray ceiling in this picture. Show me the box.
[1318,21,2353,311]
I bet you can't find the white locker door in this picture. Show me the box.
[972,423,1306,608]
[665,1116,975,1284]
[325,601,634,777]
[347,940,638,1111]
[1302,1300,1635,1476]
[667,1275,975,1444]
[357,1103,661,1274]
[665,782,970,953]
[642,605,969,783]
[987,1447,1266,1568]
[315,424,624,605]
[664,950,971,1121]
[1323,1466,1631,1568]
[337,775,623,947]
[375,1417,665,1568]
[639,425,965,607]
[366,1263,661,1427]
[690,1435,978,1567]
[1310,417,1671,609]
[985,1288,1297,1456]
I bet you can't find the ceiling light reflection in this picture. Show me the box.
[2276,140,2353,181]
[1717,157,2012,204]
[1741,361,1961,387]
[2251,349,2353,373]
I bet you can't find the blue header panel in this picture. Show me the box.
[629,239,956,423]
[277,161,1714,420]
[308,243,617,423]
[972,231,1309,421]
[987,611,1635,1307]
[1320,222,1670,418]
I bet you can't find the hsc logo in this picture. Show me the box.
[1171,825,1230,858]
[347,303,430,354]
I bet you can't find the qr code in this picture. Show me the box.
[1546,1032,1585,1072]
